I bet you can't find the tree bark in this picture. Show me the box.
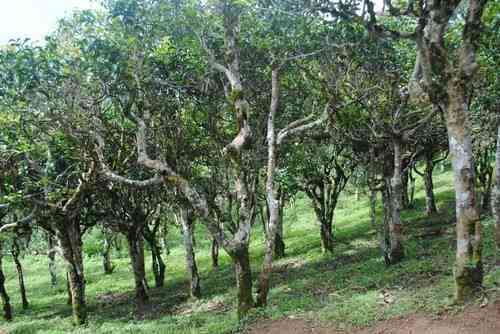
[57,219,86,325]
[274,197,285,259]
[381,183,392,265]
[389,139,404,264]
[11,240,29,309]
[409,168,416,208]
[150,240,166,288]
[319,216,334,253]
[179,207,201,299]
[424,153,438,215]
[370,189,377,228]
[211,239,219,269]
[101,231,114,275]
[447,83,483,302]
[402,170,410,209]
[126,229,148,314]
[231,247,254,317]
[493,125,500,264]
[0,243,12,321]
[144,223,166,288]
[47,233,58,287]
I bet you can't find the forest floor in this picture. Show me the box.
[1,169,500,333]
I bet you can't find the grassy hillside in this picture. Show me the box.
[1,170,499,333]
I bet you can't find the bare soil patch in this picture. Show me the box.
[249,300,500,334]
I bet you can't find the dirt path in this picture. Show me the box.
[249,300,500,334]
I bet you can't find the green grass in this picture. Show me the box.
[1,169,499,333]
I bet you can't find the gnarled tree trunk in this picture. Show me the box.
[11,240,29,309]
[179,207,201,299]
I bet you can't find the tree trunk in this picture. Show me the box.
[148,238,166,288]
[381,183,392,265]
[370,189,377,228]
[402,170,410,209]
[211,239,219,269]
[446,84,483,303]
[102,232,114,275]
[493,125,500,264]
[66,272,72,306]
[47,234,57,287]
[0,244,12,321]
[319,217,334,253]
[179,208,201,299]
[57,218,86,325]
[424,154,438,215]
[231,247,254,318]
[389,139,404,264]
[11,240,29,309]
[409,168,416,208]
[274,200,285,259]
[126,229,148,314]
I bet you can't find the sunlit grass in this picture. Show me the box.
[1,169,499,333]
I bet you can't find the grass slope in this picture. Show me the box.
[1,170,499,333]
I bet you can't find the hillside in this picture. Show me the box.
[0,170,498,333]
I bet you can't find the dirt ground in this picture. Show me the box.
[248,300,500,334]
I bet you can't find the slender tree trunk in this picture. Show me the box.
[231,247,254,317]
[66,272,72,306]
[493,125,500,264]
[402,170,410,209]
[179,208,201,299]
[47,234,57,287]
[370,189,377,227]
[274,199,285,259]
[211,239,219,269]
[11,240,29,309]
[149,240,166,288]
[424,154,438,215]
[409,168,416,208]
[446,84,482,302]
[0,244,12,321]
[102,232,114,275]
[57,219,86,325]
[126,229,148,314]
[389,139,404,264]
[381,183,392,265]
